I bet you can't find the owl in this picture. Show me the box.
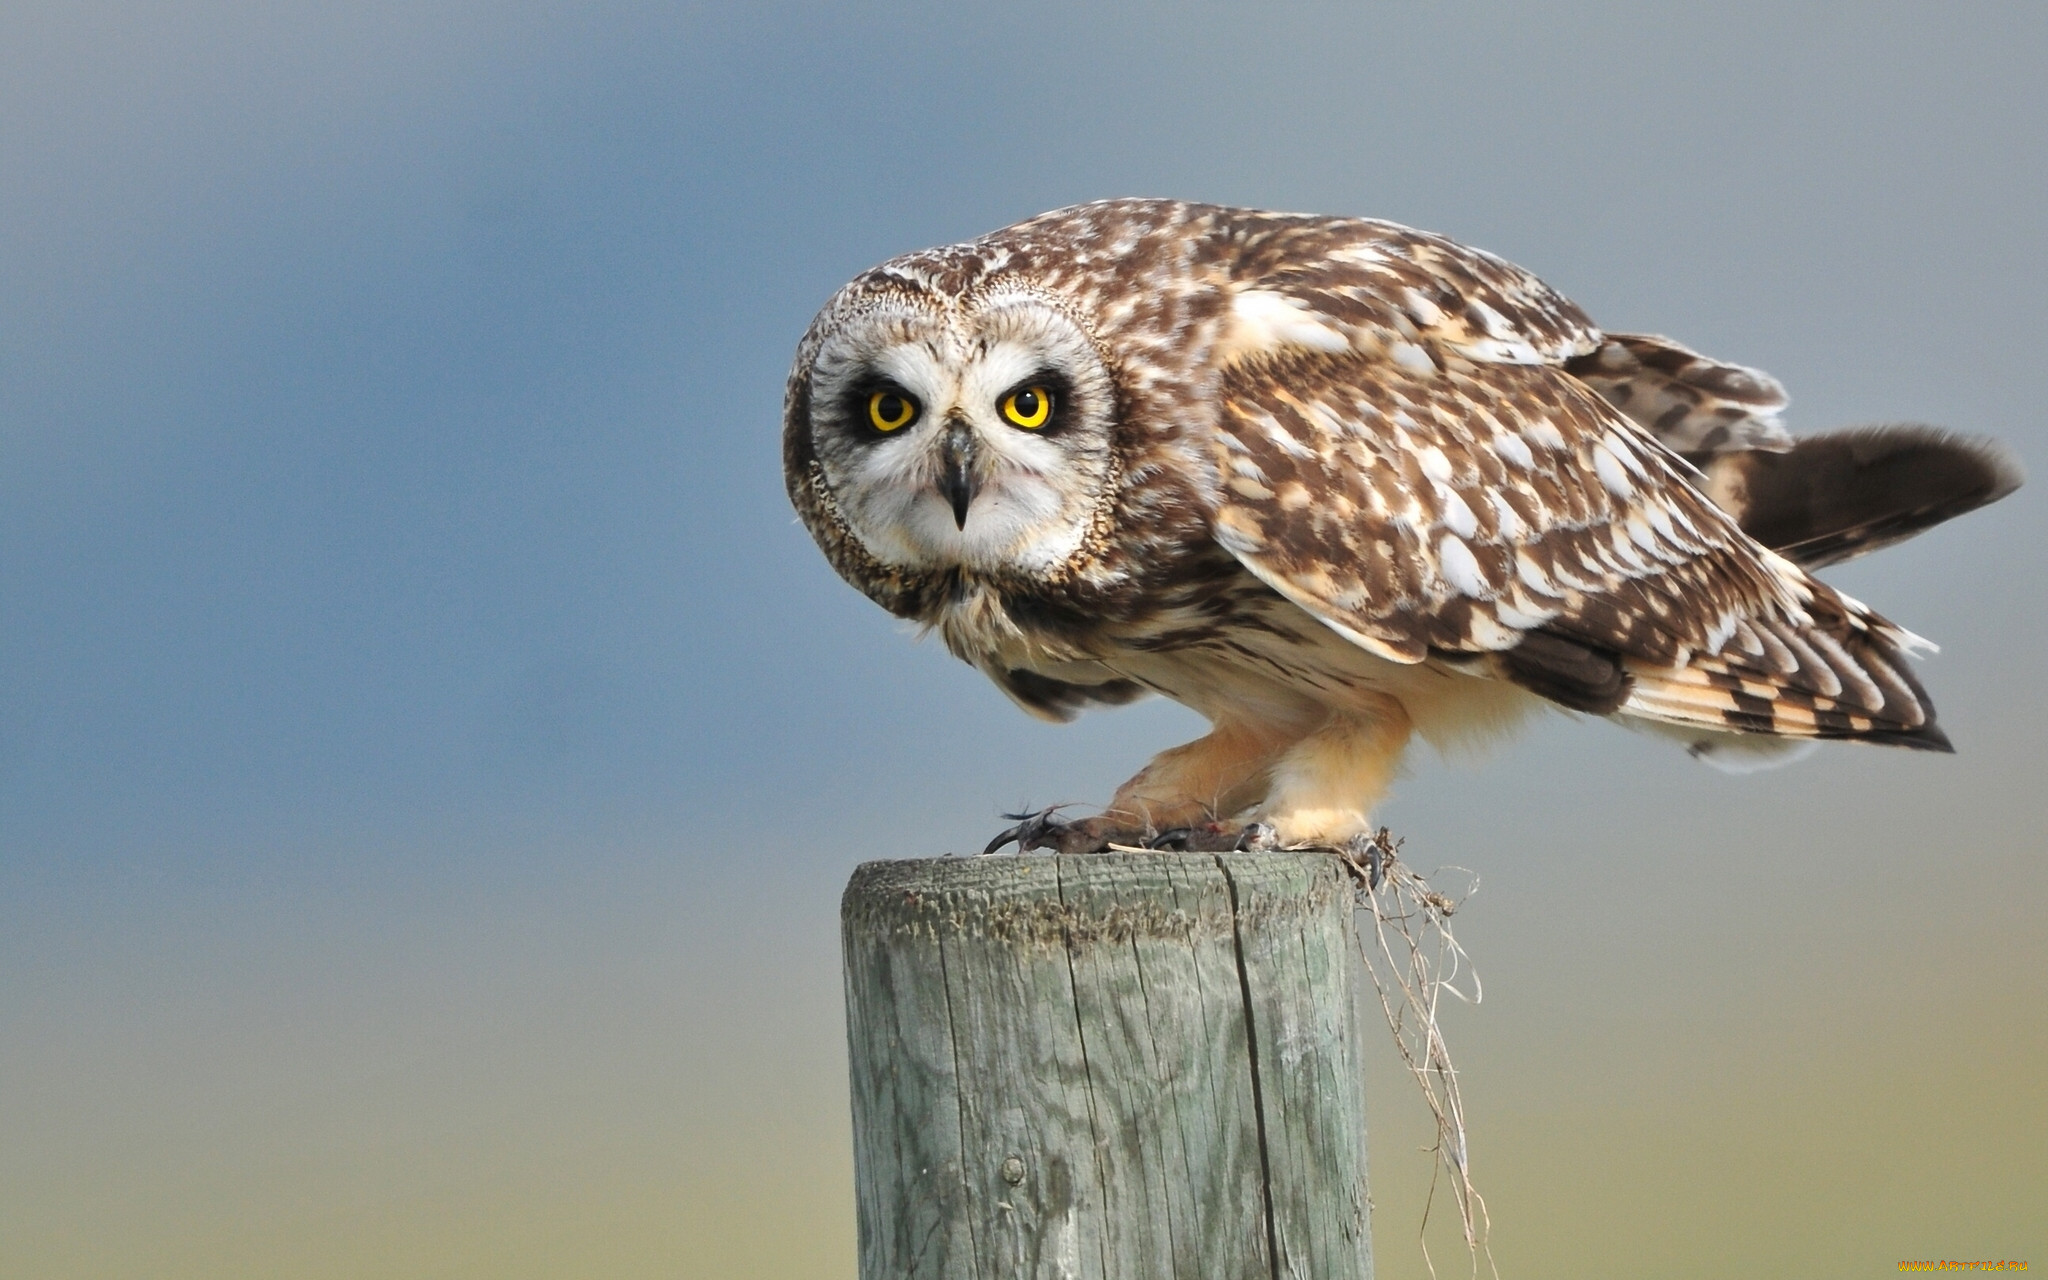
[784,200,2021,854]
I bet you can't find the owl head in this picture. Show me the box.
[787,273,1121,584]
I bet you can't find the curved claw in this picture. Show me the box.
[982,808,1142,855]
[981,810,1274,856]
[982,808,1065,856]
[1155,819,1261,847]
[1342,830,1393,888]
[1236,822,1279,852]
[1146,820,1279,853]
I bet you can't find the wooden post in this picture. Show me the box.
[841,850,1371,1280]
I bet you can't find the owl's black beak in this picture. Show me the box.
[938,422,980,530]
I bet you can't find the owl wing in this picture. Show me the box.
[1564,332,1794,457]
[1224,216,1793,454]
[1208,313,1947,747]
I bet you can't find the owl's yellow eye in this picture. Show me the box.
[1000,385,1053,429]
[867,390,918,432]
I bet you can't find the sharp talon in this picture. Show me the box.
[981,810,1036,855]
[982,808,1065,856]
[1146,827,1192,851]
[1343,831,1391,889]
[981,817,1037,855]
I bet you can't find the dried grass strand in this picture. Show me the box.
[1337,828,1496,1280]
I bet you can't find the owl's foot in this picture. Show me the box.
[981,811,1279,855]
[1142,820,1279,853]
[980,809,1127,855]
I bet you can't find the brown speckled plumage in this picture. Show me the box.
[784,199,2020,845]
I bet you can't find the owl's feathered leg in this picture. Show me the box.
[1101,719,1298,833]
[982,708,1413,854]
[1256,701,1414,848]
[982,720,1302,854]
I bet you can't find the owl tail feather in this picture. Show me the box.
[1698,425,2023,570]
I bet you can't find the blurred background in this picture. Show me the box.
[3,2,2042,1276]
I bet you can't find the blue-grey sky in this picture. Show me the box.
[4,3,2043,1276]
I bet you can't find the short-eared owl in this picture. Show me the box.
[784,200,2021,853]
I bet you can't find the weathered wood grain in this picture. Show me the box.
[841,850,1371,1280]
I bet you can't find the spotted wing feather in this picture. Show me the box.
[1210,350,1946,748]
[1565,332,1794,456]
[1225,214,1604,367]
